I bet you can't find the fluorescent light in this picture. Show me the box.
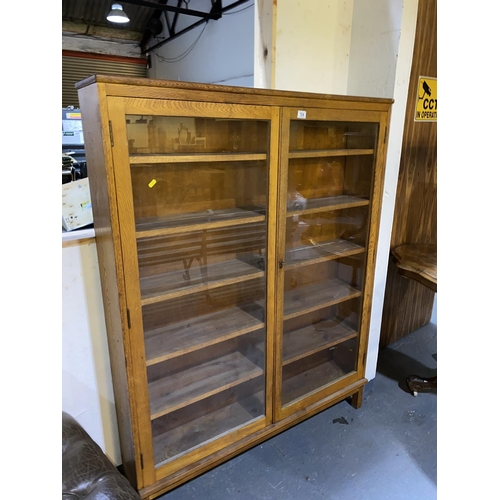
[107,3,130,24]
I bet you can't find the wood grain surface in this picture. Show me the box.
[380,0,437,347]
[393,244,436,292]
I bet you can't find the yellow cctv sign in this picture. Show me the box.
[415,76,437,122]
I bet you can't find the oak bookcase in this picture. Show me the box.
[76,75,392,499]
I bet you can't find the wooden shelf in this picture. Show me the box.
[286,195,369,217]
[284,278,361,320]
[288,148,374,159]
[140,258,264,305]
[148,351,264,420]
[130,153,267,164]
[138,223,265,263]
[282,360,352,406]
[153,392,264,466]
[285,239,364,270]
[282,320,358,366]
[136,207,266,238]
[144,307,264,366]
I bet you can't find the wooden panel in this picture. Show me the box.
[264,107,282,426]
[288,148,373,158]
[380,0,437,348]
[286,195,369,217]
[144,308,264,366]
[281,320,358,365]
[285,239,365,270]
[273,107,292,418]
[76,74,392,105]
[136,223,266,272]
[393,244,437,292]
[148,352,264,419]
[77,83,141,488]
[283,278,361,320]
[152,392,265,466]
[140,259,264,305]
[282,360,352,406]
[136,208,265,238]
[107,97,157,483]
[130,153,267,164]
[123,98,273,120]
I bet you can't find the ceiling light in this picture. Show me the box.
[107,4,130,24]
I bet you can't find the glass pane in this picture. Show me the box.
[288,155,374,209]
[137,224,266,302]
[126,115,269,154]
[130,161,267,233]
[286,207,369,265]
[143,282,266,467]
[281,119,376,407]
[289,121,378,150]
[125,114,269,467]
[281,258,363,406]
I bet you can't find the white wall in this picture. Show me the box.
[62,237,121,464]
[346,0,418,380]
[273,0,354,94]
[348,0,402,98]
[253,0,274,89]
[431,296,437,324]
[149,0,254,86]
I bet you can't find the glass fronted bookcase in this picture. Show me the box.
[77,76,391,499]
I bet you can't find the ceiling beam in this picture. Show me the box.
[170,0,183,35]
[62,20,142,42]
[119,0,220,19]
[142,0,250,54]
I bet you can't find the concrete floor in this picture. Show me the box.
[158,322,437,500]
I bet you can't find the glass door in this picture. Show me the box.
[276,107,382,419]
[107,98,278,479]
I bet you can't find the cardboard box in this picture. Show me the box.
[62,178,94,231]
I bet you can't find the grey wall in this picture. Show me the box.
[149,1,254,86]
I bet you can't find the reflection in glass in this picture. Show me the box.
[125,115,269,155]
[289,121,378,151]
[287,155,374,213]
[124,115,270,466]
[281,120,377,407]
[130,161,268,233]
[137,223,266,303]
[286,207,369,267]
[143,281,267,466]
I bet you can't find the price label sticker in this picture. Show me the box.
[297,110,307,119]
[148,179,157,188]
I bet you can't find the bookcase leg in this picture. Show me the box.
[349,387,364,409]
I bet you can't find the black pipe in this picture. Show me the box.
[143,16,208,53]
[142,0,251,54]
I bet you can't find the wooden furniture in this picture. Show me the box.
[379,0,437,348]
[76,75,393,499]
[392,244,437,396]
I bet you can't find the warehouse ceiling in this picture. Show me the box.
[62,0,251,54]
